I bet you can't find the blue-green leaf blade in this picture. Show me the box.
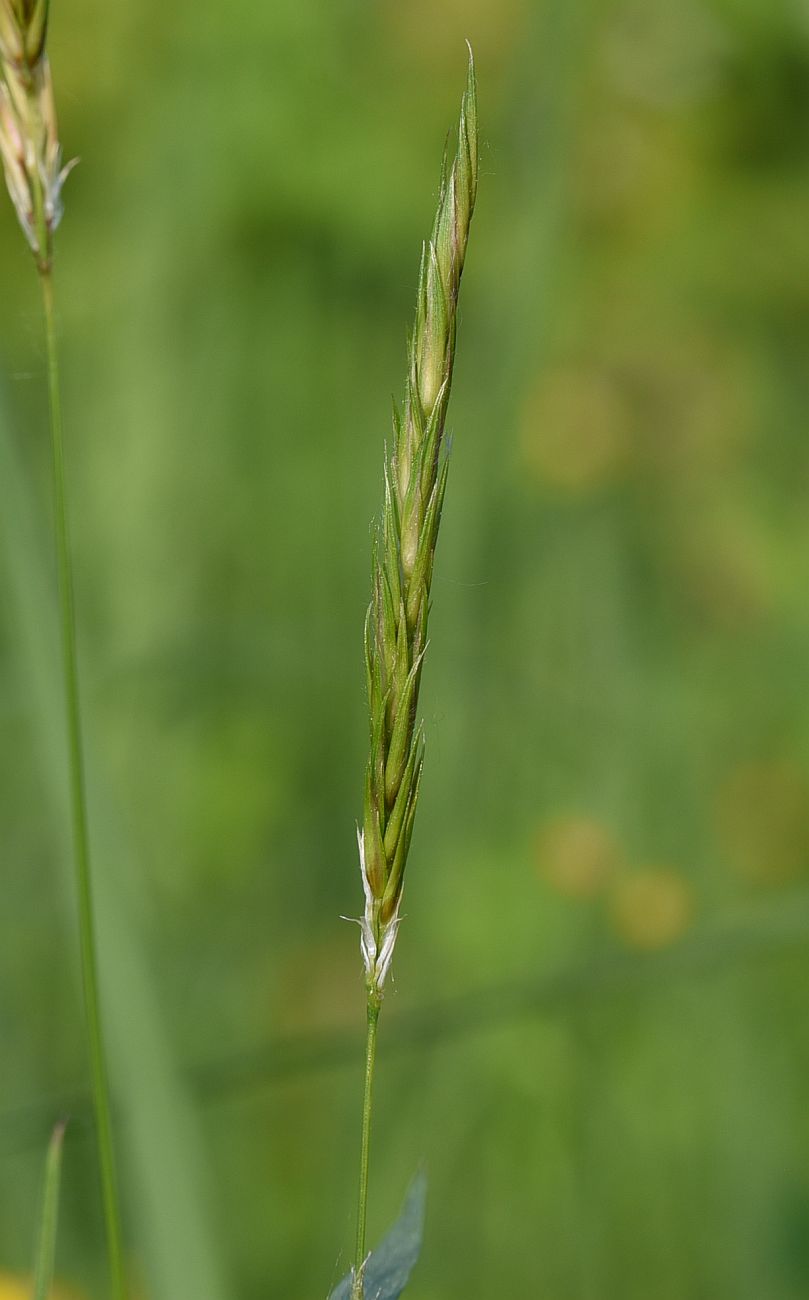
[330,1172,427,1300]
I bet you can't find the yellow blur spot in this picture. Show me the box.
[0,1279,28,1300]
[536,816,619,900]
[608,867,694,950]
[715,760,809,885]
[519,365,629,494]
[0,1277,80,1300]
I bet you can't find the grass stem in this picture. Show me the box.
[39,268,128,1300]
[351,994,381,1300]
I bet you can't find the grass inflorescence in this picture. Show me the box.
[357,48,478,1002]
[350,48,478,1300]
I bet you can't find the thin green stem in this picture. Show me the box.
[351,994,381,1300]
[39,269,128,1300]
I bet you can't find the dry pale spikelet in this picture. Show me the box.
[357,49,478,997]
[0,0,73,267]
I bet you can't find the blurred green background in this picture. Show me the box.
[2,0,809,1296]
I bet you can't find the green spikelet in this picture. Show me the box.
[357,48,478,996]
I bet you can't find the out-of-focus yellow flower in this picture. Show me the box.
[535,815,620,900]
[519,364,630,494]
[0,1275,81,1300]
[608,867,694,950]
[0,1277,28,1300]
[715,760,809,885]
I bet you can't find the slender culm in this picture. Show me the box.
[0,4,127,1296]
[350,50,478,1300]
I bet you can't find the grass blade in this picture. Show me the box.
[32,1122,66,1300]
[0,391,231,1300]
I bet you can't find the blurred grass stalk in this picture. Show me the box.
[350,51,478,1299]
[39,244,130,1300]
[32,1121,66,1300]
[0,386,233,1295]
[0,2,127,1294]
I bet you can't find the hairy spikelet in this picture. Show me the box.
[357,49,478,996]
[0,0,72,268]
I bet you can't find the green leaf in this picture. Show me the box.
[329,1172,427,1300]
[32,1121,66,1300]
